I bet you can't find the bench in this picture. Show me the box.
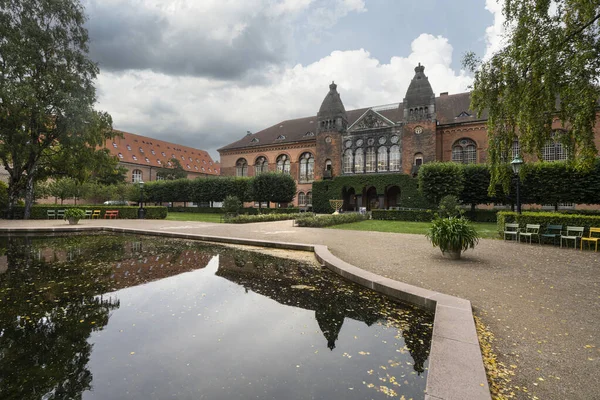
[104,210,119,219]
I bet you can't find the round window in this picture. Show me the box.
[379,137,386,144]
[390,135,399,144]
[414,126,423,134]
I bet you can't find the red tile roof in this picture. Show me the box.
[105,130,219,175]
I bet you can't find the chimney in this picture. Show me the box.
[440,92,448,96]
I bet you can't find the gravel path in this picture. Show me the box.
[2,218,599,400]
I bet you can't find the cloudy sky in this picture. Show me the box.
[84,0,506,162]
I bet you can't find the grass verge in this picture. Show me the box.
[327,220,499,239]
[166,212,223,223]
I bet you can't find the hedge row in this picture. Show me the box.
[312,174,431,213]
[497,211,600,235]
[294,213,369,227]
[371,209,499,223]
[12,205,167,220]
[224,214,297,224]
[168,206,301,215]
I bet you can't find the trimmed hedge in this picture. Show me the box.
[312,173,431,214]
[372,209,434,222]
[169,206,224,213]
[168,206,301,215]
[372,208,499,223]
[13,205,167,219]
[294,213,369,227]
[224,213,297,224]
[497,211,600,235]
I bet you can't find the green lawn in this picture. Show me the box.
[166,212,223,223]
[327,220,499,239]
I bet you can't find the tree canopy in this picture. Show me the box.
[156,158,188,180]
[0,0,115,218]
[465,0,600,191]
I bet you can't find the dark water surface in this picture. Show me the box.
[0,234,433,400]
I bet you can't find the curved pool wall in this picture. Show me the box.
[0,225,491,400]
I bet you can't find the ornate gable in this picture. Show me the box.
[348,109,394,132]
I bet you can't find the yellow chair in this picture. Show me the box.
[91,210,101,219]
[581,227,600,252]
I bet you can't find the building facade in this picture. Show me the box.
[218,64,600,209]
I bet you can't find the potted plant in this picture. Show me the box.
[425,216,480,259]
[64,208,86,225]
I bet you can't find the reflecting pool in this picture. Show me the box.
[0,234,433,400]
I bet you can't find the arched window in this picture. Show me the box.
[452,138,477,164]
[377,146,388,171]
[389,145,401,171]
[511,139,521,159]
[365,147,376,172]
[306,191,312,206]
[414,153,424,166]
[299,152,314,183]
[236,158,248,177]
[325,159,332,171]
[298,192,306,205]
[343,150,353,174]
[543,131,568,161]
[276,154,290,174]
[354,148,364,173]
[255,156,268,175]
[132,169,143,183]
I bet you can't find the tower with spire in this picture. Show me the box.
[315,81,347,180]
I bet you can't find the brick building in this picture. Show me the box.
[218,64,600,209]
[104,130,219,183]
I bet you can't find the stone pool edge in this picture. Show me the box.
[1,226,491,400]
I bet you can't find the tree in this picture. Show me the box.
[465,0,600,192]
[0,0,114,218]
[251,173,296,209]
[156,158,188,180]
[417,163,464,206]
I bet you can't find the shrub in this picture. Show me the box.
[294,213,369,227]
[0,181,7,215]
[418,162,465,205]
[64,208,86,220]
[12,205,167,219]
[371,209,434,222]
[225,213,297,223]
[438,195,461,218]
[426,216,480,253]
[222,195,242,215]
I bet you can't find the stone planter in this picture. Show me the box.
[441,249,461,260]
[68,218,80,225]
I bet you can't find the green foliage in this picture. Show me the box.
[312,174,430,213]
[426,217,480,253]
[222,196,241,215]
[497,211,600,236]
[460,164,492,208]
[418,163,465,205]
[251,173,296,207]
[64,208,86,220]
[466,0,600,190]
[224,213,297,224]
[0,0,115,218]
[156,158,188,180]
[294,213,369,227]
[371,209,434,222]
[438,195,461,218]
[12,205,167,220]
[0,181,8,213]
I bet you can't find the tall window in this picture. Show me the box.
[343,149,353,173]
[451,138,477,164]
[276,154,290,174]
[255,156,268,175]
[306,191,312,205]
[377,147,388,171]
[365,148,376,172]
[299,152,314,182]
[132,169,143,183]
[298,192,306,205]
[389,145,401,171]
[543,131,568,161]
[236,158,248,177]
[354,148,364,173]
[511,139,521,158]
[414,153,423,166]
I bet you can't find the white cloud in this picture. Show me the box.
[95,33,472,161]
[483,0,507,60]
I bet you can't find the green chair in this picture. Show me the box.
[560,226,584,249]
[541,224,562,245]
[519,224,540,244]
[47,209,56,219]
[503,223,519,241]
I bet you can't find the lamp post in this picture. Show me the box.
[511,155,524,214]
[138,180,146,219]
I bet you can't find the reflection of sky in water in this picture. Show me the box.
[86,256,427,400]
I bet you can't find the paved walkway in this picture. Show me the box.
[1,219,599,400]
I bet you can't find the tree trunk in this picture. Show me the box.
[6,183,20,219]
[23,174,35,220]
